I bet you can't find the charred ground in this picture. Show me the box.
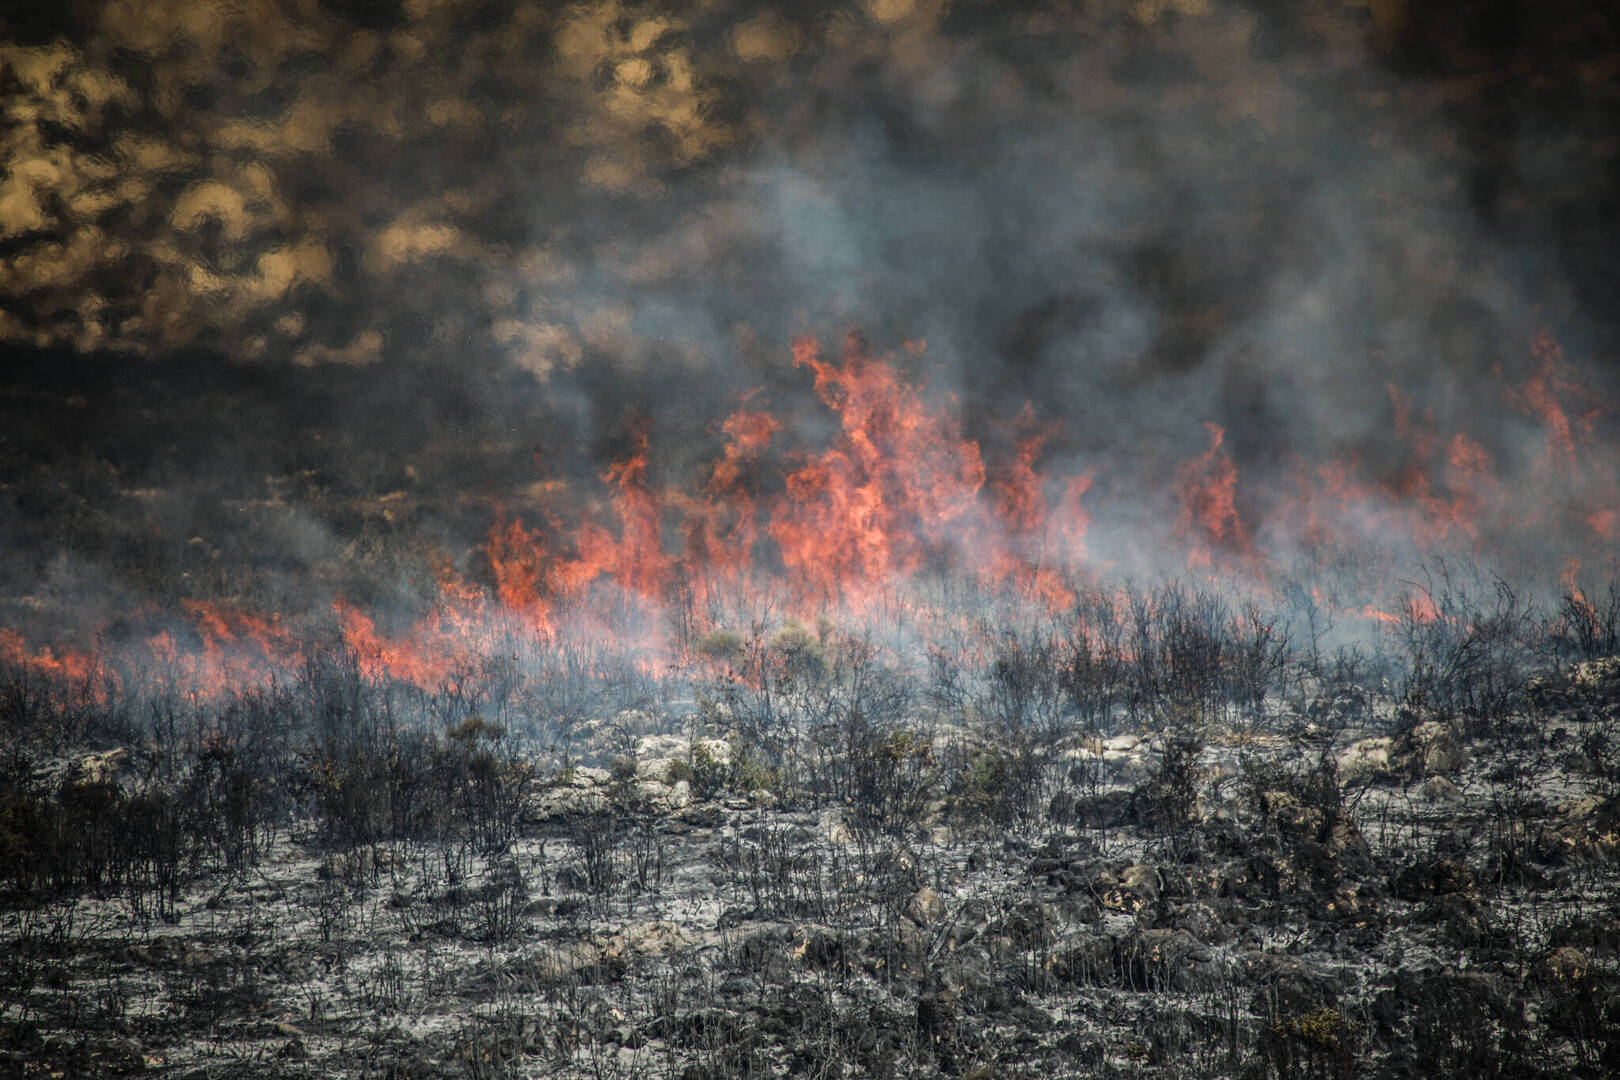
[3,572,1620,1078]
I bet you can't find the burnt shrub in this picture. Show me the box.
[1389,564,1538,736]
[984,626,1075,744]
[1130,730,1205,835]
[121,788,193,923]
[566,810,622,897]
[0,773,194,920]
[0,665,93,760]
[1228,599,1292,719]
[1371,970,1533,1079]
[841,727,939,837]
[182,734,275,871]
[1553,579,1620,663]
[296,714,530,855]
[295,732,425,850]
[1125,582,1229,721]
[438,715,531,854]
[1060,586,1130,726]
[1539,969,1620,1076]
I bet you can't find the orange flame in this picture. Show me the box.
[9,327,1620,698]
[1176,422,1249,570]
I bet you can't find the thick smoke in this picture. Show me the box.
[0,0,1617,640]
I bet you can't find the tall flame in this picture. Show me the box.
[4,328,1617,699]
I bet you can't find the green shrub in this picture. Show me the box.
[696,629,744,662]
[769,620,826,682]
[949,744,1039,827]
[732,744,785,800]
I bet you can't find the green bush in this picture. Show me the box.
[696,629,744,663]
[732,744,785,800]
[1263,1007,1361,1080]
[949,743,1040,827]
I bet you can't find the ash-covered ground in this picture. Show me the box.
[3,579,1619,1079]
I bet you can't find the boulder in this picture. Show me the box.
[1421,775,1462,802]
[1119,928,1221,992]
[1391,857,1475,900]
[1102,863,1160,913]
[604,921,695,960]
[1539,945,1590,983]
[1169,901,1231,945]
[1336,737,1391,784]
[69,747,131,785]
[1398,720,1468,777]
[905,886,947,927]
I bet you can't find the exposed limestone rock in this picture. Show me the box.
[1337,737,1392,784]
[905,886,946,927]
[1421,775,1462,802]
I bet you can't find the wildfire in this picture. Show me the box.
[1176,422,1249,571]
[0,629,96,687]
[3,328,1616,700]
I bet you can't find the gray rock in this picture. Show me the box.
[905,886,946,927]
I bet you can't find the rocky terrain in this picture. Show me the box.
[3,608,1620,1079]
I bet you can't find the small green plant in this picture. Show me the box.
[732,744,785,800]
[1264,1007,1362,1080]
[447,714,505,743]
[663,742,731,800]
[1270,1006,1357,1049]
[690,743,732,800]
[881,730,931,765]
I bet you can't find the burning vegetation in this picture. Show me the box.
[3,329,1620,1078]
[3,0,1620,1076]
[2,325,1618,707]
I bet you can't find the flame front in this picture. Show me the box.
[4,328,1617,699]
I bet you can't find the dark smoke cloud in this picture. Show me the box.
[0,0,1616,625]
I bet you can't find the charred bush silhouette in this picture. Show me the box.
[0,665,92,761]
[846,728,939,836]
[1390,564,1539,736]
[567,810,623,898]
[1229,600,1292,719]
[295,730,426,851]
[1109,581,1297,728]
[721,822,833,920]
[0,772,195,922]
[984,625,1075,744]
[1060,586,1131,726]
[1539,967,1620,1076]
[712,619,829,765]
[795,641,936,834]
[296,713,531,857]
[1554,579,1620,663]
[1371,970,1535,1079]
[182,734,275,871]
[1125,583,1229,721]
[1130,730,1205,836]
[438,715,532,854]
